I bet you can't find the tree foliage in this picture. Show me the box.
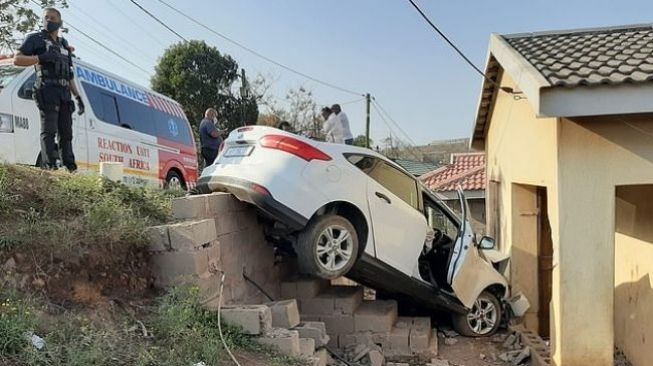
[352,134,372,148]
[151,40,258,133]
[1,0,67,50]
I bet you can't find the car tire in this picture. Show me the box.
[452,290,502,337]
[296,214,359,280]
[164,170,186,190]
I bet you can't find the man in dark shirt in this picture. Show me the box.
[199,108,224,166]
[14,7,84,171]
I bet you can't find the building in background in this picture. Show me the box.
[419,152,486,234]
[392,158,438,177]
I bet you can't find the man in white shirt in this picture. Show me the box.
[332,104,354,145]
[321,107,344,143]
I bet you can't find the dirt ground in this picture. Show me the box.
[434,331,511,366]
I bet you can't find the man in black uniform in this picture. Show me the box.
[13,7,84,171]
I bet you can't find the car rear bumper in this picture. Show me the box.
[195,175,309,231]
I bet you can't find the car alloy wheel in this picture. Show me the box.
[466,296,499,335]
[315,225,354,272]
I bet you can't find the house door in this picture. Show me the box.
[537,187,553,338]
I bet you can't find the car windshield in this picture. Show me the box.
[0,64,23,89]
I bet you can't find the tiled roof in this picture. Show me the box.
[419,153,486,192]
[504,25,653,87]
[392,159,439,177]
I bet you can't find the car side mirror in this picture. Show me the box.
[479,236,496,250]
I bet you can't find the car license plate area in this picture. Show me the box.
[224,146,254,158]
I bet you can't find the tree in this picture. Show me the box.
[1,0,67,50]
[352,134,372,148]
[151,40,258,133]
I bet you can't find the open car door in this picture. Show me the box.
[447,188,501,308]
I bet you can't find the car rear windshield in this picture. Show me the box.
[0,64,23,89]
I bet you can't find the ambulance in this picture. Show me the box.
[0,56,198,189]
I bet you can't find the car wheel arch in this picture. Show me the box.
[309,201,369,257]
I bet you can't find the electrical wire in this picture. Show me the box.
[129,0,188,42]
[215,272,243,366]
[371,102,423,161]
[406,0,493,85]
[155,0,365,97]
[372,98,417,145]
[104,0,169,47]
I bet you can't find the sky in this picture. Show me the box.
[32,0,653,146]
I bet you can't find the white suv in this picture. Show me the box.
[198,126,509,336]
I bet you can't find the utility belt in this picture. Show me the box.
[35,78,70,88]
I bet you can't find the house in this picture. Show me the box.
[419,152,486,233]
[472,24,653,366]
[392,158,439,177]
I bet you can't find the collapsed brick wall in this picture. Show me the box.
[147,193,295,306]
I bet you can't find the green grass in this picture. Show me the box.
[0,288,308,366]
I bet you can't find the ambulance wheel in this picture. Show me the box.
[165,170,185,190]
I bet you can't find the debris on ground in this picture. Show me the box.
[497,330,531,365]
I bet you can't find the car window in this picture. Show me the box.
[116,96,155,135]
[100,92,120,125]
[346,154,420,209]
[426,204,459,238]
[17,72,36,99]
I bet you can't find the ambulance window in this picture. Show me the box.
[99,92,119,125]
[18,73,36,100]
[154,110,194,146]
[116,97,155,135]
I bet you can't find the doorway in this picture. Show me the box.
[536,187,553,338]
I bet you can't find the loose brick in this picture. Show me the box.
[354,300,398,333]
[145,225,170,252]
[266,299,301,328]
[206,193,241,216]
[168,219,217,251]
[258,328,301,357]
[295,322,330,348]
[299,337,316,358]
[320,314,355,336]
[410,326,430,352]
[172,195,209,220]
[221,305,272,335]
[339,332,373,348]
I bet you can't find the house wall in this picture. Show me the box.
[615,186,653,366]
[443,197,486,234]
[485,68,653,365]
[484,71,560,339]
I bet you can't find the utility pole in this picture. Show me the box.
[239,69,249,126]
[365,93,371,148]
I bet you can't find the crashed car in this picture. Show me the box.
[197,126,510,336]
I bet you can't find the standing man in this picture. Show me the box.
[332,104,354,145]
[199,108,223,166]
[13,7,84,171]
[321,106,343,143]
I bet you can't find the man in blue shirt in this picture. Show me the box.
[199,108,223,166]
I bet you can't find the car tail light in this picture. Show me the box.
[259,134,332,162]
[250,183,271,197]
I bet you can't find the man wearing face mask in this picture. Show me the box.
[14,7,84,172]
[199,108,225,167]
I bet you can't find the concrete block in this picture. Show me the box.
[410,326,430,352]
[300,296,335,316]
[221,305,272,335]
[295,322,330,347]
[354,300,398,333]
[168,219,217,251]
[281,276,329,300]
[388,326,411,354]
[299,337,316,358]
[339,332,373,348]
[206,192,241,216]
[366,350,384,366]
[145,225,170,252]
[215,213,241,236]
[319,286,364,314]
[150,243,220,287]
[258,328,300,357]
[320,314,355,336]
[172,195,209,220]
[266,299,301,328]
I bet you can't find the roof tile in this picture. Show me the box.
[420,153,486,192]
[504,25,653,87]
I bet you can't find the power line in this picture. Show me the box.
[28,0,152,76]
[372,98,417,145]
[155,0,365,97]
[129,0,188,42]
[370,102,423,161]
[104,0,168,47]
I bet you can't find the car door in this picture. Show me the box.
[448,188,503,308]
[362,158,428,276]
